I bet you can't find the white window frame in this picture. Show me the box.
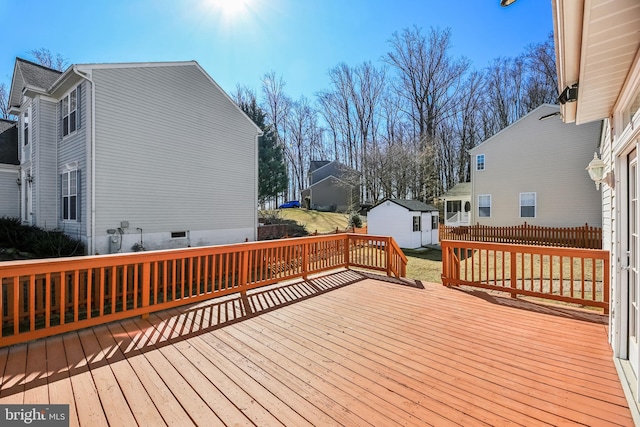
[478,194,491,218]
[519,192,536,218]
[23,106,30,146]
[62,169,78,221]
[412,215,421,232]
[476,154,485,171]
[61,87,78,137]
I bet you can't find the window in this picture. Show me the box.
[62,170,78,220]
[23,108,29,146]
[61,87,79,137]
[520,192,536,218]
[413,216,421,232]
[476,154,485,171]
[478,194,491,217]
[431,215,438,230]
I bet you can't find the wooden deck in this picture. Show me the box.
[0,269,633,426]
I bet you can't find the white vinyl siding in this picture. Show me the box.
[520,192,536,218]
[56,84,87,238]
[478,194,491,218]
[37,99,61,230]
[91,64,259,242]
[469,104,601,227]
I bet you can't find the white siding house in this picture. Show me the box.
[7,58,262,254]
[552,0,640,421]
[468,104,602,228]
[368,199,438,249]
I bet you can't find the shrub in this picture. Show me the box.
[348,212,363,229]
[0,217,85,260]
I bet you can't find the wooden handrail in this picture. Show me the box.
[439,223,602,249]
[441,240,610,313]
[0,233,406,347]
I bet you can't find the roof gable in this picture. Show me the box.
[9,58,62,108]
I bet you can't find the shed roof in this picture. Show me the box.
[375,199,438,212]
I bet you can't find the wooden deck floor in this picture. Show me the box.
[0,269,633,426]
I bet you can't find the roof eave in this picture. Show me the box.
[552,0,583,124]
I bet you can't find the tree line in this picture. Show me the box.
[235,26,557,208]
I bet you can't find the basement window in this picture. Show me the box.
[171,231,187,239]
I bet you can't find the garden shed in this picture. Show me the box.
[367,199,438,249]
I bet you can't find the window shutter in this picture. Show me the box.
[58,100,63,141]
[77,170,81,222]
[76,85,82,130]
[59,174,63,219]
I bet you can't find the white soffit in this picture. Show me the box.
[576,0,640,124]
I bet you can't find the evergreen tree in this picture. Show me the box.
[239,99,288,206]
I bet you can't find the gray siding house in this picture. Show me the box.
[8,58,262,254]
[0,119,19,218]
[468,104,602,228]
[302,160,359,212]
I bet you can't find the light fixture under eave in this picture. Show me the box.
[500,0,517,6]
[586,152,615,190]
[558,84,578,104]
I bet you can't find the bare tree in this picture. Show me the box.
[385,26,470,202]
[28,48,69,71]
[0,83,10,120]
[523,33,558,110]
[261,72,292,202]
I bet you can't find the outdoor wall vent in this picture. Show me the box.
[171,231,187,239]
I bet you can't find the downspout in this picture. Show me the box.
[72,66,96,254]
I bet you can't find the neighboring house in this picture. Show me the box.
[552,0,640,420]
[468,104,601,228]
[367,199,438,249]
[440,182,471,226]
[8,58,262,254]
[302,160,359,212]
[0,119,19,218]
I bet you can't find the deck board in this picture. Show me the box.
[0,269,633,426]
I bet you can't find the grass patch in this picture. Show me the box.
[276,209,360,234]
[403,248,442,284]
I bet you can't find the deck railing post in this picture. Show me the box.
[302,242,309,280]
[386,237,392,277]
[141,261,151,319]
[344,235,350,268]
[510,251,517,298]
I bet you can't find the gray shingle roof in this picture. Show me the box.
[309,160,331,173]
[16,58,62,90]
[379,199,438,212]
[440,182,471,198]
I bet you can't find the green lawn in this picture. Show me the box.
[267,209,358,234]
[403,248,443,284]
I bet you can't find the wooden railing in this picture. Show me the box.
[0,233,405,347]
[439,223,602,249]
[441,240,610,313]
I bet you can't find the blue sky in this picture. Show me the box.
[0,0,553,101]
